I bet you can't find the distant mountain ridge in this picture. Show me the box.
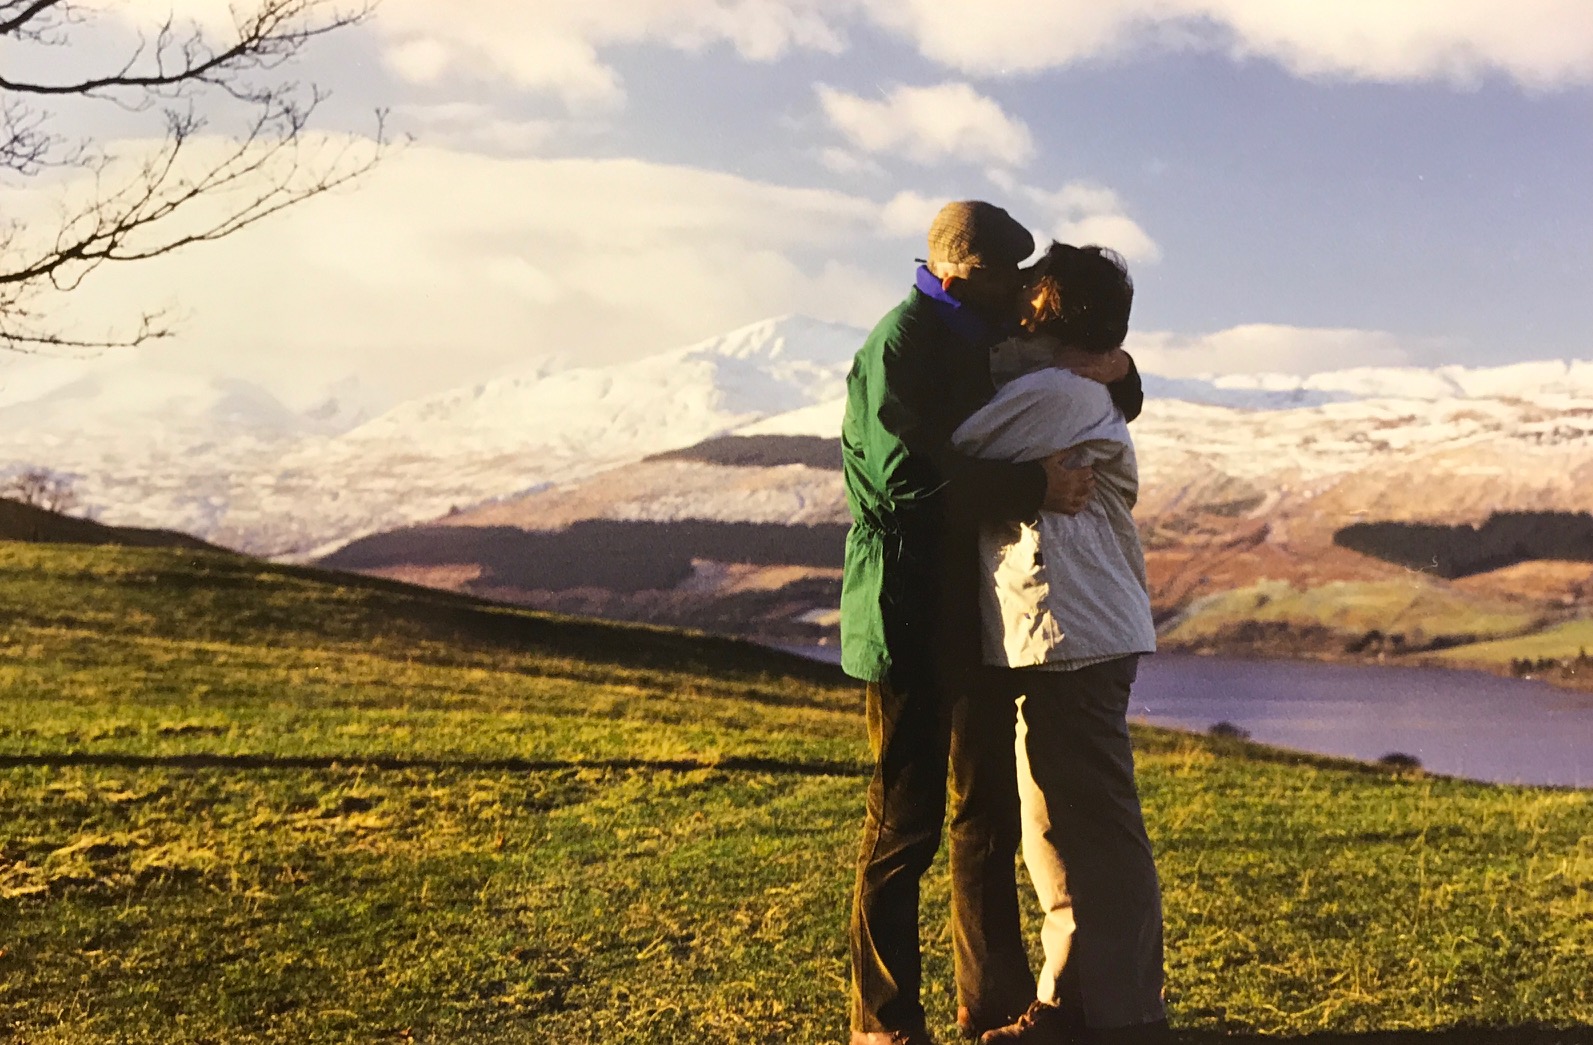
[0,316,1590,559]
[0,315,860,556]
[1206,359,1593,402]
[319,350,1593,649]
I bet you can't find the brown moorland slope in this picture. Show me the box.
[314,424,1593,683]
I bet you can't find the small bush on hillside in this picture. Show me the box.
[1510,652,1592,679]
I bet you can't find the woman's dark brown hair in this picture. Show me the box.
[1023,242,1133,354]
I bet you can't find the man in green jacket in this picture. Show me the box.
[842,201,1144,1045]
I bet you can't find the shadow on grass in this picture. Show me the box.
[0,752,868,778]
[3,542,854,695]
[1178,1029,1591,1045]
[334,587,854,690]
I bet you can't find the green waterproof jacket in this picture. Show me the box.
[839,286,1045,681]
[839,280,1144,682]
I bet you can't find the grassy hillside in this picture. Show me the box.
[0,498,213,551]
[1158,573,1593,690]
[0,544,1589,1043]
[1160,578,1546,655]
[1433,619,1593,676]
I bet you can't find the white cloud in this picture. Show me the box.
[2,143,898,405]
[818,147,887,178]
[383,39,458,85]
[1007,181,1162,263]
[384,14,622,108]
[93,2,852,106]
[879,190,951,239]
[1128,324,1421,378]
[91,0,1593,128]
[860,0,1593,89]
[371,0,852,109]
[92,0,1593,100]
[1211,0,1593,89]
[481,256,562,305]
[862,1,1147,77]
[392,103,560,155]
[817,82,1035,167]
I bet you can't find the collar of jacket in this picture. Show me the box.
[913,264,1009,346]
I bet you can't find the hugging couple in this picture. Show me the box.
[840,200,1165,1045]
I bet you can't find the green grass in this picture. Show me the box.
[1432,618,1593,668]
[1162,579,1542,649]
[0,543,1589,1043]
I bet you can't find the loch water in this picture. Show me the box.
[1132,654,1590,789]
[774,644,1592,788]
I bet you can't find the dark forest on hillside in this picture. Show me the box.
[1333,511,1593,578]
[647,435,842,470]
[321,519,849,592]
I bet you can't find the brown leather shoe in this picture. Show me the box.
[849,1030,935,1045]
[958,1005,1028,1040]
[977,1001,1081,1044]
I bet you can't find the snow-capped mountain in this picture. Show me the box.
[0,316,862,555]
[329,313,857,466]
[440,386,1593,541]
[0,351,353,545]
[0,314,1589,558]
[296,375,389,435]
[1217,359,1593,402]
[0,351,305,433]
[736,386,1593,494]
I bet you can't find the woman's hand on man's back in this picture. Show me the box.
[1068,347,1132,386]
[1041,451,1095,515]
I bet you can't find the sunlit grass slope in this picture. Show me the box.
[1162,578,1542,650]
[0,544,1589,1044]
[1434,619,1593,669]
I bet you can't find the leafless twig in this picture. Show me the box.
[0,0,387,353]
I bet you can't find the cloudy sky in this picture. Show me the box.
[8,1,1593,407]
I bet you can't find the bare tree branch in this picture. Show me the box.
[0,97,56,174]
[0,0,67,40]
[0,1,370,96]
[0,293,173,353]
[0,0,387,353]
[4,466,79,514]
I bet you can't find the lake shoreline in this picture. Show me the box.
[765,642,1593,789]
[1155,641,1593,699]
[1131,653,1590,789]
[769,634,1593,698]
